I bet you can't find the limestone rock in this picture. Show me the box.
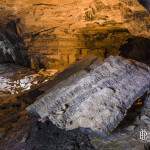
[27,56,150,136]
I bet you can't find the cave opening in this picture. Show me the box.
[119,37,150,65]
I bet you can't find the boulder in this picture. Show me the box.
[27,56,150,136]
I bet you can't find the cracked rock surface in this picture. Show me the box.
[27,56,150,136]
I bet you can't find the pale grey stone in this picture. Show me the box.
[27,56,150,136]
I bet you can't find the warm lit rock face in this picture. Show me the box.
[0,0,150,69]
[27,56,150,136]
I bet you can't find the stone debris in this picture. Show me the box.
[0,64,48,95]
[27,56,150,136]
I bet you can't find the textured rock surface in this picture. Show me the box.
[0,18,29,66]
[0,32,16,63]
[27,56,150,136]
[0,31,29,66]
[0,0,150,69]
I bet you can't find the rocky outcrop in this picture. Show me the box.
[27,56,150,136]
[0,33,29,66]
[0,19,29,66]
[0,0,150,69]
[0,32,15,63]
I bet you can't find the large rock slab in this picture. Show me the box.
[27,56,150,136]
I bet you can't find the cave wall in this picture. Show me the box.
[0,19,30,66]
[0,0,150,70]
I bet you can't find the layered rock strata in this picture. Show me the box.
[1,0,150,69]
[27,56,150,136]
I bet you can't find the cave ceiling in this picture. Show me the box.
[0,0,150,69]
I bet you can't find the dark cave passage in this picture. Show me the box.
[119,37,150,65]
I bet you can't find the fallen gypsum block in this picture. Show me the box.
[26,56,150,136]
